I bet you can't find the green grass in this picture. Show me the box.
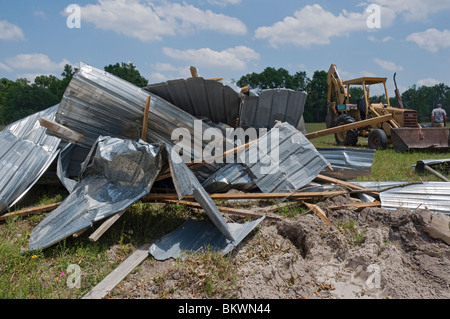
[0,188,197,299]
[306,122,450,182]
[0,122,449,299]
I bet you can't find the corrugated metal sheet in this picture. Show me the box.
[29,137,164,251]
[240,89,307,130]
[202,163,256,193]
[380,182,450,214]
[55,62,211,160]
[29,137,236,251]
[318,148,375,180]
[0,105,61,214]
[353,181,450,214]
[245,122,330,193]
[144,77,241,125]
[149,217,264,261]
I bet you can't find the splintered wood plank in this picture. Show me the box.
[82,243,151,299]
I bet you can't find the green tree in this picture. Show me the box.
[304,70,328,122]
[104,62,148,87]
[236,67,307,91]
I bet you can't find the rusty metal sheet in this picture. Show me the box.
[391,128,450,152]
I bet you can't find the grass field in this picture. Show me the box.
[0,122,449,299]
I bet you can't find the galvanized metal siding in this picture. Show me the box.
[145,77,241,125]
[240,89,307,130]
[0,105,61,214]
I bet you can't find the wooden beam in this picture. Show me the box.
[89,210,127,242]
[206,77,224,82]
[190,66,199,78]
[327,201,381,211]
[315,174,380,198]
[38,118,84,144]
[304,114,393,140]
[164,199,282,220]
[141,96,151,142]
[143,190,348,202]
[0,202,61,221]
[303,202,333,227]
[82,243,151,299]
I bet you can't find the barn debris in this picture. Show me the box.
[1,62,449,294]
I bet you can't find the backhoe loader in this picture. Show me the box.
[325,64,419,149]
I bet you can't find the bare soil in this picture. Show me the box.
[110,195,450,299]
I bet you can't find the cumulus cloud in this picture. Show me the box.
[254,4,395,48]
[0,20,25,40]
[417,78,441,87]
[74,0,247,42]
[163,46,259,70]
[406,28,450,53]
[373,58,404,72]
[372,0,450,21]
[4,54,72,72]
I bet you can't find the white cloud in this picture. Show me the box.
[207,0,241,6]
[368,35,393,42]
[417,78,441,87]
[0,20,25,40]
[0,62,13,73]
[373,58,404,72]
[4,54,72,72]
[372,0,450,21]
[254,4,395,48]
[406,28,450,53]
[163,46,259,70]
[76,0,246,42]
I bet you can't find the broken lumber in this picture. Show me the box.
[143,190,348,202]
[315,174,380,198]
[89,210,127,242]
[0,202,61,221]
[327,201,381,211]
[82,243,151,299]
[38,118,83,144]
[304,114,393,140]
[303,202,333,227]
[141,95,151,141]
[165,199,282,220]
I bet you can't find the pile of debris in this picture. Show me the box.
[1,63,449,288]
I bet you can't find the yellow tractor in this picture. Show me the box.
[325,64,419,149]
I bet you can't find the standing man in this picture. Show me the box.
[431,104,447,127]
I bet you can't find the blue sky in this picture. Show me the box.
[1,0,450,97]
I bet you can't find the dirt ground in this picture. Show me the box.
[111,195,450,299]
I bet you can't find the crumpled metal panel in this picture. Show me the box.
[353,181,450,214]
[55,62,210,160]
[165,144,234,241]
[317,148,375,181]
[149,217,264,261]
[202,163,256,193]
[240,89,307,130]
[0,105,61,214]
[29,137,164,251]
[379,182,450,214]
[245,122,330,193]
[145,77,241,125]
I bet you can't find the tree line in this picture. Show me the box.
[236,67,450,124]
[1,64,448,126]
[0,62,148,125]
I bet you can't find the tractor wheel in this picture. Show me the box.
[368,129,388,150]
[334,114,359,146]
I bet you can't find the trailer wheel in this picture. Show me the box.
[368,129,388,150]
[334,114,359,146]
